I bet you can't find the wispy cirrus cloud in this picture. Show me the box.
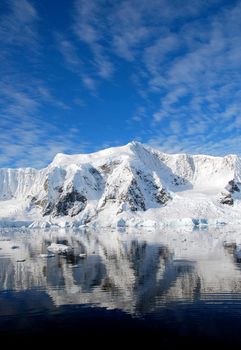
[67,0,241,156]
[2,0,241,169]
[0,0,38,49]
[0,0,89,167]
[143,1,241,155]
[56,33,98,92]
[57,34,82,67]
[73,0,114,80]
[0,81,89,168]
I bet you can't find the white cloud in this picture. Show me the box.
[134,1,241,155]
[56,34,83,67]
[55,33,97,92]
[109,1,151,61]
[0,0,38,46]
[0,1,92,168]
[3,0,241,167]
[73,0,114,79]
[82,75,97,92]
[0,79,87,168]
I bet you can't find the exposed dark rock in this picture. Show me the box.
[43,202,54,216]
[84,167,103,191]
[43,179,48,192]
[42,189,87,217]
[156,188,172,205]
[99,191,117,209]
[101,176,145,211]
[99,161,120,175]
[89,167,100,176]
[124,178,146,211]
[82,214,93,224]
[54,190,87,217]
[220,193,233,205]
[56,186,63,193]
[220,180,241,206]
[31,196,49,211]
[100,178,146,212]
[226,179,240,193]
[143,174,158,190]
[142,174,171,206]
[172,175,187,186]
[100,168,172,211]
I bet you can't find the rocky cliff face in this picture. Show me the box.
[1,141,241,227]
[220,179,241,205]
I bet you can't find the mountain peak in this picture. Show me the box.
[1,142,241,228]
[127,140,144,148]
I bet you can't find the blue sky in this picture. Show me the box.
[1,0,241,168]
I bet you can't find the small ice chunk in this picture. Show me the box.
[79,253,87,258]
[39,253,55,258]
[47,243,73,254]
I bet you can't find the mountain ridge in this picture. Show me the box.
[1,141,241,228]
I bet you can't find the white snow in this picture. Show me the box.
[39,253,55,258]
[1,141,241,228]
[47,243,72,254]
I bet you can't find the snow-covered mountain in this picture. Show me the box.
[1,141,241,228]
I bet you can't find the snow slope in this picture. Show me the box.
[1,141,241,227]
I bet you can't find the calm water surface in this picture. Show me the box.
[1,226,241,347]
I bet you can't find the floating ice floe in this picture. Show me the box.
[39,253,55,258]
[47,243,73,254]
[79,253,87,258]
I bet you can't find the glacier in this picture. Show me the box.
[1,141,241,228]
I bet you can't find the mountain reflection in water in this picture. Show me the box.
[1,226,241,346]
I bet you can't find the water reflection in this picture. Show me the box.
[1,227,241,316]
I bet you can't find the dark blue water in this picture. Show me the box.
[1,227,241,347]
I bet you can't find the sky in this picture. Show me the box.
[1,0,241,168]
